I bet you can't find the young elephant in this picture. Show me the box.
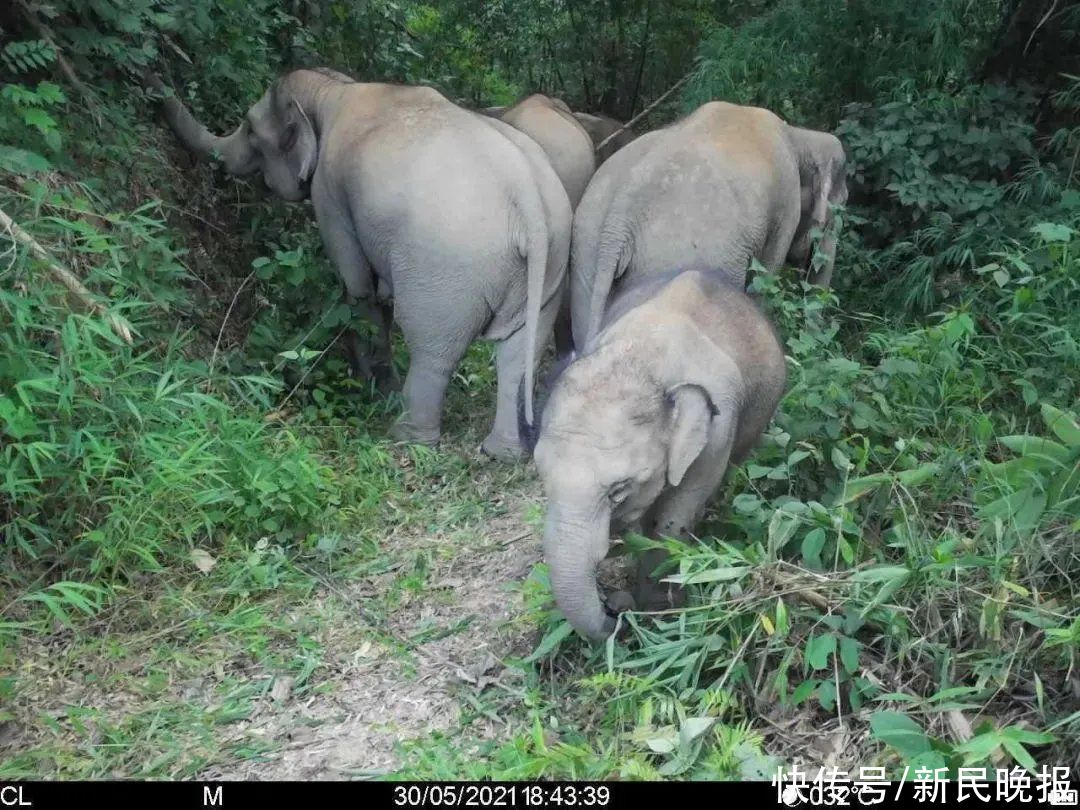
[570,100,847,351]
[520,269,787,641]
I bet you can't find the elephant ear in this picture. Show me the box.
[666,384,713,487]
[788,128,849,284]
[282,99,318,185]
[798,142,842,231]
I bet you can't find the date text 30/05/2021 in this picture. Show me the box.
[393,784,612,807]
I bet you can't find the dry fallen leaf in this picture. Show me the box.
[191,548,216,574]
[270,676,295,704]
[946,709,974,742]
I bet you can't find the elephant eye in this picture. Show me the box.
[609,479,632,505]
[279,122,299,152]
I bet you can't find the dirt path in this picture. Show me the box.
[202,493,546,780]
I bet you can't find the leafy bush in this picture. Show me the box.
[0,191,342,625]
[684,0,1001,128]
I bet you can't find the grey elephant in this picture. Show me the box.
[495,94,597,210]
[146,68,572,460]
[569,100,848,351]
[484,93,597,357]
[571,111,638,164]
[519,268,787,641]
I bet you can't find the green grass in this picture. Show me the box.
[2,0,1079,782]
[8,244,1075,779]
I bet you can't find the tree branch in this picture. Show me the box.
[0,207,134,345]
[17,0,104,127]
[594,68,694,155]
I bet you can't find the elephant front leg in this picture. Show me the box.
[362,298,400,394]
[313,193,398,391]
[635,412,737,613]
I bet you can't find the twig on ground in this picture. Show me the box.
[208,268,256,379]
[0,205,134,345]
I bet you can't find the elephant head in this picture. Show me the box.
[525,313,739,640]
[786,127,849,287]
[145,69,346,202]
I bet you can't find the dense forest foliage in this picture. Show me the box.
[1,0,1078,780]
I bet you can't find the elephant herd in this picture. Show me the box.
[146,68,848,642]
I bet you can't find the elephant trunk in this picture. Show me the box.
[543,499,616,641]
[145,72,257,176]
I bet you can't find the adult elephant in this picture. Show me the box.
[498,94,597,210]
[490,93,598,358]
[569,100,848,350]
[571,111,637,165]
[146,68,572,460]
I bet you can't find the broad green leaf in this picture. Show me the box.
[957,731,1004,764]
[838,472,890,503]
[645,734,677,754]
[767,510,799,558]
[896,463,941,488]
[775,598,789,637]
[791,679,818,705]
[678,717,715,749]
[1041,404,1080,448]
[817,680,836,712]
[998,435,1070,463]
[1031,222,1073,243]
[1001,727,1056,745]
[839,636,860,674]
[806,633,836,670]
[1002,740,1037,773]
[831,446,852,472]
[0,145,51,174]
[853,565,911,583]
[787,450,812,466]
[801,528,825,569]
[732,494,761,514]
[870,711,931,758]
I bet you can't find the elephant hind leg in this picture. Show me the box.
[391,313,480,449]
[484,289,562,461]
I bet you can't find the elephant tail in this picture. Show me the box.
[517,194,554,432]
[572,218,630,351]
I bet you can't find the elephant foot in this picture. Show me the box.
[480,431,526,462]
[634,549,687,614]
[633,577,687,613]
[390,420,441,447]
[603,589,636,640]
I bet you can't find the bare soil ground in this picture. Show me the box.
[205,497,546,779]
